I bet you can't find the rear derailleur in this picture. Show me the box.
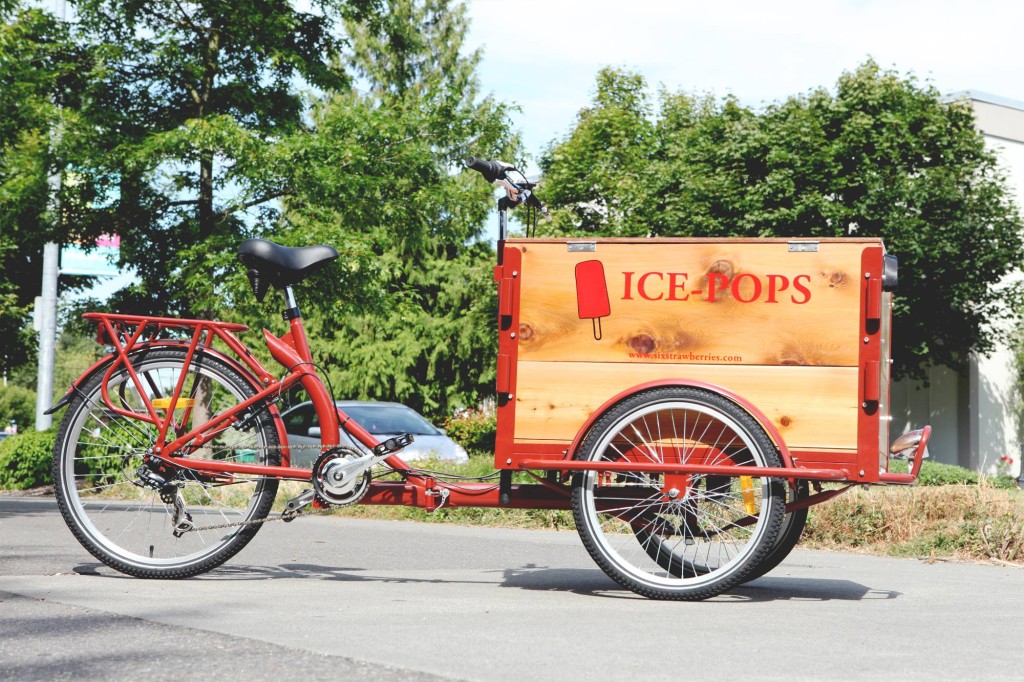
[133,462,195,537]
[159,483,195,538]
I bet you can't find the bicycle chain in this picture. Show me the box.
[179,502,336,533]
[171,444,371,534]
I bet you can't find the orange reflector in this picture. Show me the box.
[740,476,756,515]
[151,397,195,411]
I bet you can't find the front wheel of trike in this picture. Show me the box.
[571,387,786,600]
[52,347,280,578]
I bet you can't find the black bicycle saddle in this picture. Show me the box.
[237,238,339,301]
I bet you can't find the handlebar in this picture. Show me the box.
[464,156,514,184]
[464,156,546,213]
[465,155,548,249]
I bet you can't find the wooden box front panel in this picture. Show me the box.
[505,238,879,458]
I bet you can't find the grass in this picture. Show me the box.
[801,480,1024,563]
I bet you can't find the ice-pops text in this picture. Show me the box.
[621,271,812,304]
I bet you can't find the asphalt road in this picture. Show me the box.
[3,495,1024,681]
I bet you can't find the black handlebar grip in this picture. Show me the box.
[464,156,507,184]
[464,156,490,173]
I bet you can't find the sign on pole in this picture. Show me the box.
[60,235,122,276]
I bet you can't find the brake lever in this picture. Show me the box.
[495,178,524,204]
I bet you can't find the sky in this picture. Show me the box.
[463,0,1024,170]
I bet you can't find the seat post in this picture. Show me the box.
[281,285,300,319]
[279,285,314,364]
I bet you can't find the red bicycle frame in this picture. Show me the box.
[72,310,575,510]
[81,311,389,475]
[69,284,929,515]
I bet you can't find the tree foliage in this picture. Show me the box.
[539,62,1024,377]
[263,0,519,417]
[0,5,81,373]
[1,0,382,369]
[185,0,520,418]
[71,0,382,313]
[1,0,517,417]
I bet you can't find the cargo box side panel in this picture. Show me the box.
[516,241,865,368]
[505,239,872,468]
[512,361,859,453]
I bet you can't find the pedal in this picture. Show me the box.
[372,434,414,457]
[282,488,316,521]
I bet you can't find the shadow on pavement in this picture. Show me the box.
[72,560,896,602]
[728,575,900,601]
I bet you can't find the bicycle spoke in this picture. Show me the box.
[573,389,784,599]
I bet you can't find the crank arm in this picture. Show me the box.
[282,489,316,521]
[332,451,393,482]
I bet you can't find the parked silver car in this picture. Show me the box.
[281,400,469,467]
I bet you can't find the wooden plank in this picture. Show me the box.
[513,241,870,367]
[512,361,859,451]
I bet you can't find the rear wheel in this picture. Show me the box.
[572,387,785,600]
[52,348,280,578]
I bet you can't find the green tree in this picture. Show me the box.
[3,0,517,419]
[0,4,83,374]
[71,0,385,314]
[539,63,1024,377]
[1,0,384,339]
[538,68,655,236]
[260,0,519,417]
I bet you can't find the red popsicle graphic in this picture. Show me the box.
[575,260,611,340]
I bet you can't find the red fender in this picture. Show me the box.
[565,378,795,469]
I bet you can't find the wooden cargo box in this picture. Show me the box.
[494,237,894,483]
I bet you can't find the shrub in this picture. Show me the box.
[0,385,37,432]
[444,408,497,453]
[917,460,979,486]
[0,429,56,490]
[803,482,1024,563]
[889,458,1019,489]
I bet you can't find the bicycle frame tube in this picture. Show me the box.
[129,296,410,480]
[83,313,310,480]
[87,310,849,492]
[258,289,419,476]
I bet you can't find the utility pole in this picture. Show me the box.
[35,244,59,431]
[35,0,66,431]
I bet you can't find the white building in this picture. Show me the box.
[891,92,1024,479]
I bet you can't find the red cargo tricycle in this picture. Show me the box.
[49,158,930,600]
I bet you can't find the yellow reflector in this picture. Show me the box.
[739,476,757,515]
[151,397,195,411]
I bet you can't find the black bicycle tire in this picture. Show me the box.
[571,386,786,600]
[52,347,280,578]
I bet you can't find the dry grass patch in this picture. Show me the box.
[803,482,1024,563]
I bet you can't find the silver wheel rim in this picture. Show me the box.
[58,357,272,570]
[580,399,777,590]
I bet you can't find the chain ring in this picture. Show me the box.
[311,447,371,507]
